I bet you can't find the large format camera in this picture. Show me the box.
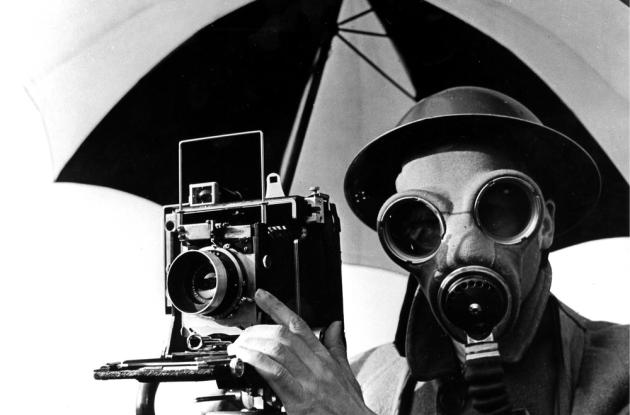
[95,132,343,414]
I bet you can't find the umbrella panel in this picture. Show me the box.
[57,0,341,205]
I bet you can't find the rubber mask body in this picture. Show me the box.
[395,147,552,358]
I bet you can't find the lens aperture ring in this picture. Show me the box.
[166,247,244,317]
[206,248,244,318]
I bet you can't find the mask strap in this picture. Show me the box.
[464,335,530,414]
[394,274,418,356]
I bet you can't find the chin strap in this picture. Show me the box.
[464,335,529,415]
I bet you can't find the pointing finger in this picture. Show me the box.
[254,289,327,354]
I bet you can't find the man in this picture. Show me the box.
[229,87,628,414]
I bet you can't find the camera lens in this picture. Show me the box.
[167,248,244,317]
[378,195,444,264]
[191,268,217,302]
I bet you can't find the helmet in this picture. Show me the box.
[343,86,600,243]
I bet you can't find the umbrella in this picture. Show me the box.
[26,0,629,275]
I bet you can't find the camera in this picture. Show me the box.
[95,131,344,413]
[165,175,343,336]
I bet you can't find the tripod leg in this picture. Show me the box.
[136,382,159,415]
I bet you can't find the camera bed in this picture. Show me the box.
[95,366,221,382]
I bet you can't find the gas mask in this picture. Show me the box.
[378,172,547,414]
[378,173,543,343]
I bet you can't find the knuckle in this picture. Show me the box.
[275,324,290,339]
[288,316,307,332]
[235,328,254,343]
[268,324,282,337]
[267,341,284,357]
[270,364,289,380]
[236,349,265,367]
[243,349,265,365]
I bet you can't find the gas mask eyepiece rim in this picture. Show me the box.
[377,174,544,268]
[377,193,446,265]
[473,175,543,246]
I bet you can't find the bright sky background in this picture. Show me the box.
[0,4,627,414]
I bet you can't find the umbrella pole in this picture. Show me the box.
[280,0,343,192]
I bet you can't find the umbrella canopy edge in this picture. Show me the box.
[427,0,629,182]
[25,0,254,180]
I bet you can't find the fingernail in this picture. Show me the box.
[319,323,331,343]
[255,288,268,299]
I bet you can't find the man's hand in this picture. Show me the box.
[226,289,375,415]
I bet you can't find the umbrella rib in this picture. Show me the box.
[337,8,374,26]
[336,33,416,101]
[338,28,388,37]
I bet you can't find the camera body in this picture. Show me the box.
[95,132,344,412]
[163,182,343,352]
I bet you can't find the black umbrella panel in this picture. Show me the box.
[58,0,342,205]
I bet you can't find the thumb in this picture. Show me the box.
[322,320,348,364]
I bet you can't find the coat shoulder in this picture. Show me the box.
[350,343,411,414]
[350,343,405,379]
[576,321,629,414]
[558,302,629,414]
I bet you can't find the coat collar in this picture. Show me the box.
[354,296,588,415]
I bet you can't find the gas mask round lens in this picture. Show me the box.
[378,176,543,268]
[474,176,542,244]
[377,194,445,264]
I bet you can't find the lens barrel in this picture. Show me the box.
[167,248,244,317]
